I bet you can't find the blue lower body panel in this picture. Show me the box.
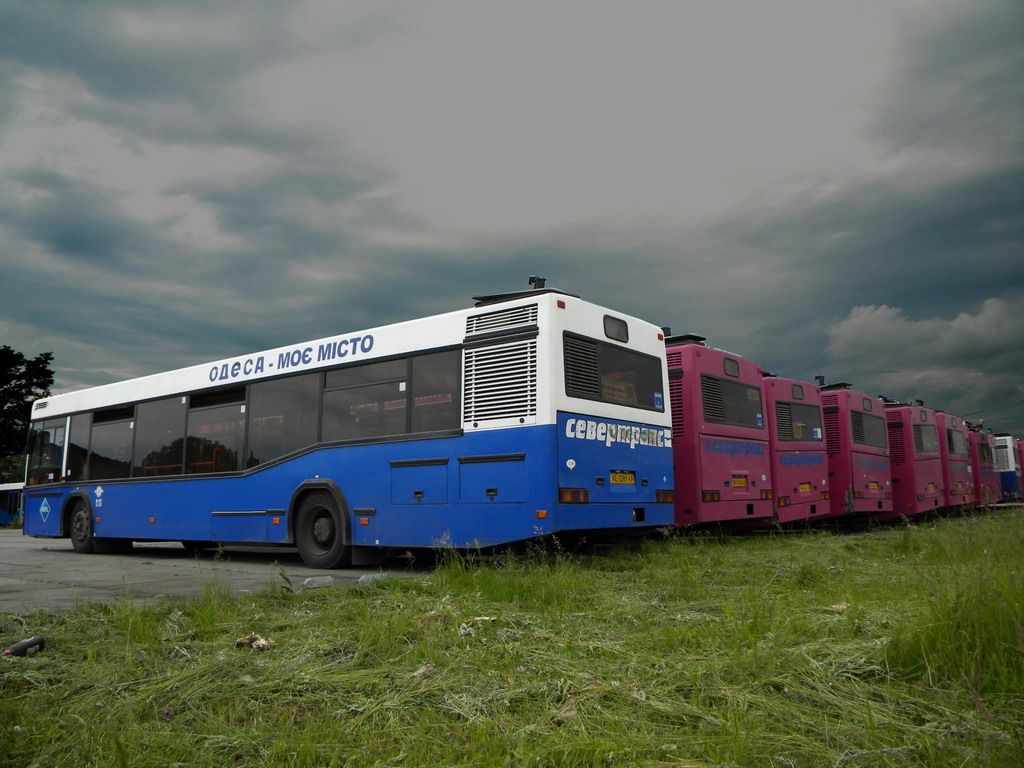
[23,420,675,549]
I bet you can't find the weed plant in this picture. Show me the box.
[1,508,1022,767]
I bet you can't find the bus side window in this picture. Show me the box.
[134,397,187,477]
[89,418,133,480]
[186,392,246,474]
[323,359,408,442]
[411,350,461,433]
[246,373,319,468]
[67,413,92,481]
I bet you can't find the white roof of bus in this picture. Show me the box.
[31,291,657,421]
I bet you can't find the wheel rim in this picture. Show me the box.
[71,508,89,544]
[308,508,335,554]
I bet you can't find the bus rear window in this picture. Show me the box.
[913,423,938,453]
[947,428,968,456]
[852,411,887,448]
[701,375,763,429]
[564,334,664,411]
[775,401,822,441]
[979,441,993,464]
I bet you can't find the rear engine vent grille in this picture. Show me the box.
[564,336,600,399]
[700,374,725,423]
[466,304,538,336]
[822,405,840,455]
[464,339,538,424]
[995,445,1009,471]
[889,421,906,464]
[851,412,866,444]
[669,374,685,436]
[776,402,794,440]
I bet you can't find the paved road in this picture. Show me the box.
[0,528,406,614]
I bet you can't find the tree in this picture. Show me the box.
[1,346,54,482]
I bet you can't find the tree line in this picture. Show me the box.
[0,346,54,482]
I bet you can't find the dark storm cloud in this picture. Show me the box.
[876,0,1024,152]
[824,297,1024,433]
[0,1,284,103]
[0,168,148,264]
[0,0,1021,440]
[0,1,404,152]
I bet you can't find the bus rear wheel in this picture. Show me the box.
[295,491,351,569]
[69,503,96,554]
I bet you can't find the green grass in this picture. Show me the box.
[2,508,1023,767]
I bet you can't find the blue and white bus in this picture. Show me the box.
[993,433,1021,501]
[22,288,674,566]
[0,482,23,526]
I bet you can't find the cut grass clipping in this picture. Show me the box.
[1,508,1022,767]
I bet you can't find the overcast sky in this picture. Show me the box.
[2,0,1022,435]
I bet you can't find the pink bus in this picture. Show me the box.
[935,412,973,509]
[665,334,773,526]
[879,402,943,519]
[762,376,831,523]
[819,383,893,518]
[969,427,1001,508]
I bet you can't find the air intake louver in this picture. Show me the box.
[995,445,1009,471]
[464,339,537,425]
[776,402,794,440]
[666,352,684,436]
[889,420,906,464]
[851,411,866,444]
[564,336,600,399]
[466,304,538,335]
[700,375,725,423]
[822,404,840,455]
[668,375,684,436]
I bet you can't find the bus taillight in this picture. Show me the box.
[701,490,720,502]
[655,489,674,503]
[559,488,589,504]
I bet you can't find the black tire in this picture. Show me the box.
[69,503,96,554]
[295,491,351,569]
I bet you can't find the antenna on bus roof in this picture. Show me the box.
[529,275,547,289]
[814,375,825,386]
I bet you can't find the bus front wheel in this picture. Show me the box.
[295,492,351,569]
[69,503,96,554]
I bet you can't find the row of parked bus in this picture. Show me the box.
[664,332,1022,529]
[17,286,1023,566]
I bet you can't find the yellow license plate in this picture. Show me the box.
[868,482,880,490]
[610,471,635,485]
[731,476,748,488]
[926,483,936,491]
[798,482,812,493]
